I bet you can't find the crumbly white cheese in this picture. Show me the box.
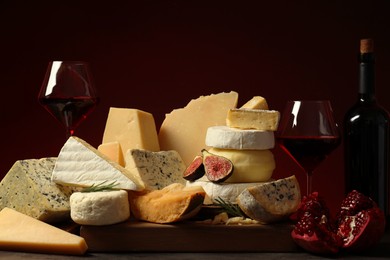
[51,136,144,191]
[125,149,186,190]
[205,126,275,150]
[0,158,76,223]
[70,190,130,226]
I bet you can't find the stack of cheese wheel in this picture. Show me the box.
[187,96,281,204]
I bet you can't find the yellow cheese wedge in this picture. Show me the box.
[226,109,280,131]
[98,141,125,166]
[0,207,88,255]
[240,96,269,110]
[102,108,160,162]
[159,91,238,166]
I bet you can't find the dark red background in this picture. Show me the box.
[1,1,389,213]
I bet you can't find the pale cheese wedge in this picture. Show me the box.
[0,207,88,255]
[159,91,238,166]
[51,136,144,191]
[240,96,269,110]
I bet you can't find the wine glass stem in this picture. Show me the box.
[306,171,313,196]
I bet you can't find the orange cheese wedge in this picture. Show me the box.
[0,207,88,255]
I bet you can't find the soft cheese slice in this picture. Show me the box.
[98,141,125,166]
[186,180,270,204]
[102,108,160,161]
[205,148,275,183]
[205,126,275,150]
[226,109,280,131]
[70,190,130,226]
[0,158,75,223]
[237,175,301,224]
[159,91,238,166]
[51,136,144,191]
[0,207,88,255]
[241,96,269,110]
[125,149,186,190]
[129,183,205,223]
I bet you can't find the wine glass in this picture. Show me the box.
[38,61,99,138]
[276,100,341,196]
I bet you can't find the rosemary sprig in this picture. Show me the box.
[81,180,119,192]
[214,197,245,217]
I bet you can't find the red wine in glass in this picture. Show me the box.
[276,101,341,195]
[38,61,99,138]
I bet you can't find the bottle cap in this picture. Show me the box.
[360,39,374,54]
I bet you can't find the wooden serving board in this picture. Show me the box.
[80,220,299,252]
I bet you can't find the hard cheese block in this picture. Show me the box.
[98,141,124,166]
[51,136,144,191]
[226,108,280,131]
[70,190,130,226]
[159,91,238,166]
[125,149,186,190]
[0,157,74,223]
[0,207,88,255]
[205,126,275,150]
[102,108,160,162]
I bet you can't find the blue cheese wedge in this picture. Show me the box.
[51,136,144,191]
[125,149,186,190]
[70,190,130,226]
[0,158,75,223]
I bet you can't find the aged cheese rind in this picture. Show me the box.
[226,109,280,131]
[0,207,88,255]
[205,148,275,183]
[125,149,186,190]
[205,126,275,150]
[237,175,301,224]
[102,108,160,161]
[129,183,206,223]
[51,136,144,191]
[159,91,239,166]
[70,190,130,226]
[0,158,75,223]
[186,180,270,204]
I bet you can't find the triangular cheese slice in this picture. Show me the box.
[51,136,144,191]
[0,207,88,255]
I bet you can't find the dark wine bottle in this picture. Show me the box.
[344,39,389,222]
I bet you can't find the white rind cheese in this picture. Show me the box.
[125,149,186,190]
[51,136,144,191]
[205,126,275,150]
[70,190,130,226]
[237,175,301,224]
[186,180,270,204]
[0,158,75,223]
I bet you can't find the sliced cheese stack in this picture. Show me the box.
[99,108,160,166]
[189,96,279,204]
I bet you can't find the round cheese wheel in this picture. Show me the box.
[186,180,270,204]
[70,190,130,226]
[205,126,275,150]
[207,148,275,183]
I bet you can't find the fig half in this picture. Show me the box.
[202,149,233,183]
[183,155,205,181]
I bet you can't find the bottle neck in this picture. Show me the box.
[359,52,376,103]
